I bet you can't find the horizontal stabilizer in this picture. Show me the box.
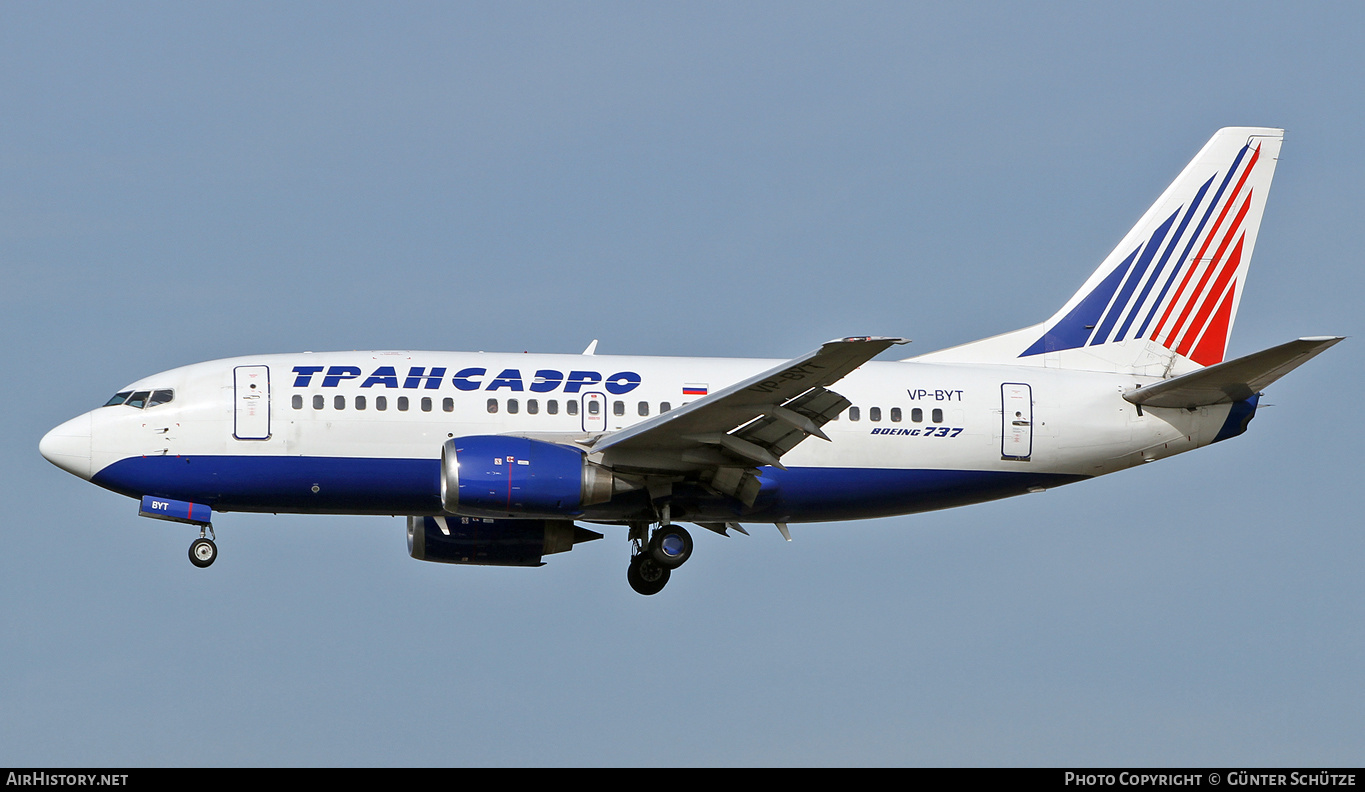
[1124,336,1343,409]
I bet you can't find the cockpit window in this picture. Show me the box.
[102,388,173,409]
[103,391,133,407]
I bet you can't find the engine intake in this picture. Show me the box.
[441,435,614,518]
[407,515,602,567]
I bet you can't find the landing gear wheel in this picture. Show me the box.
[189,537,217,568]
[648,524,693,569]
[627,554,670,596]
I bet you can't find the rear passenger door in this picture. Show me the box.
[1000,382,1032,460]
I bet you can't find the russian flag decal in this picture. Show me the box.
[682,383,708,396]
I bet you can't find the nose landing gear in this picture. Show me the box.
[136,497,219,569]
[188,525,217,568]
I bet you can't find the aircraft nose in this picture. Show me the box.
[40,413,93,480]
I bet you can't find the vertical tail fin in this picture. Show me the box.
[916,127,1284,375]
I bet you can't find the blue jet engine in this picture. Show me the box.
[440,435,616,519]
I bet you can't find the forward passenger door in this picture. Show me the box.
[233,365,271,440]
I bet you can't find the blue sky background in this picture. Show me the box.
[3,2,1362,766]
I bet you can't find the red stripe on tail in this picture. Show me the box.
[1151,144,1261,346]
[1188,280,1238,366]
[1170,194,1252,356]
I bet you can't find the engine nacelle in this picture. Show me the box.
[407,515,602,567]
[440,435,614,518]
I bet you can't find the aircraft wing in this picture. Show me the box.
[1124,336,1344,409]
[590,336,908,504]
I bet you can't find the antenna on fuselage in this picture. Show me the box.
[582,339,599,355]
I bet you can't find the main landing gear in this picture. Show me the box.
[188,524,217,568]
[627,522,693,595]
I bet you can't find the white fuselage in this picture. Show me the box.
[41,350,1243,526]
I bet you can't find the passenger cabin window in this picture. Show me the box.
[660,402,671,413]
[397,396,409,411]
[376,396,388,411]
[891,407,902,422]
[547,400,559,415]
[567,401,578,416]
[292,395,303,410]
[507,399,519,414]
[932,408,944,423]
[869,407,882,422]
[421,397,432,412]
[313,395,325,410]
[613,401,624,417]
[487,399,498,414]
[443,398,454,413]
[848,406,860,422]
[911,408,923,423]
[527,399,539,415]
[638,402,649,417]
[355,395,366,411]
[335,395,345,410]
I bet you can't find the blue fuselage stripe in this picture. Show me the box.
[91,455,1088,523]
[93,455,443,514]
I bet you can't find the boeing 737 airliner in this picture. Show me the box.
[40,127,1341,594]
